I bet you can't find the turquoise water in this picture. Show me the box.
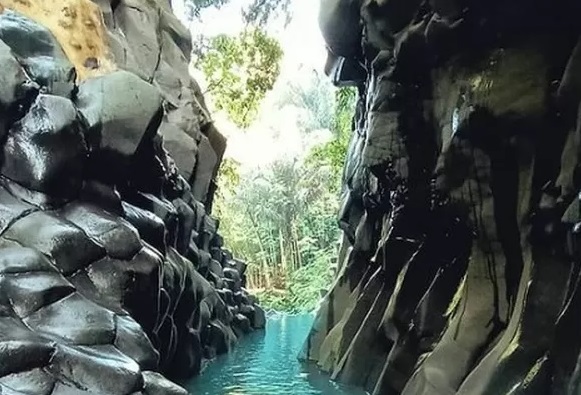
[184,313,368,395]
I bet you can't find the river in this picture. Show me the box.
[183,313,369,395]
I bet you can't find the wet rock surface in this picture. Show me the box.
[0,1,263,394]
[302,1,581,394]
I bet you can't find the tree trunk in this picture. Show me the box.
[245,207,271,288]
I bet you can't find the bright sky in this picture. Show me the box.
[171,0,330,169]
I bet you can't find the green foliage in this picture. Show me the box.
[213,158,241,219]
[217,158,241,193]
[278,72,335,132]
[255,250,334,313]
[243,0,292,26]
[185,0,291,26]
[188,0,289,128]
[185,0,230,19]
[334,86,358,138]
[213,83,358,313]
[215,156,341,308]
[196,29,283,128]
[305,87,357,193]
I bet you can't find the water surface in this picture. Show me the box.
[184,313,368,395]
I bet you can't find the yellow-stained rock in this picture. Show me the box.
[0,0,115,80]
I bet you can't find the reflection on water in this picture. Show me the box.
[183,313,368,395]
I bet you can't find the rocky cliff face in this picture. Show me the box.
[303,1,581,394]
[0,1,264,394]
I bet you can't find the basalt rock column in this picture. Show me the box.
[0,1,264,394]
[302,1,581,394]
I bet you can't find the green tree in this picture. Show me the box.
[239,157,339,311]
[213,157,241,219]
[305,86,358,193]
[278,71,335,132]
[192,0,360,312]
[214,154,341,300]
[212,84,358,312]
[195,28,283,128]
[185,0,291,25]
[243,0,292,26]
[184,0,230,19]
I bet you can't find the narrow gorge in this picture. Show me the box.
[2,0,581,395]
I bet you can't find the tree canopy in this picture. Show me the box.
[195,28,283,128]
[185,0,291,26]
[305,86,357,193]
[277,72,336,132]
[188,0,358,312]
[242,0,292,26]
[213,86,357,312]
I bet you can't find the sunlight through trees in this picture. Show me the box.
[188,0,357,312]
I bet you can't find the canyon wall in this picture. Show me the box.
[302,0,581,394]
[0,1,264,394]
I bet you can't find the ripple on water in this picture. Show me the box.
[183,313,369,395]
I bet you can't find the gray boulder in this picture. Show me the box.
[0,10,75,97]
[159,121,198,182]
[319,0,362,58]
[191,134,218,204]
[113,0,161,82]
[0,39,37,129]
[1,94,86,198]
[75,70,163,157]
